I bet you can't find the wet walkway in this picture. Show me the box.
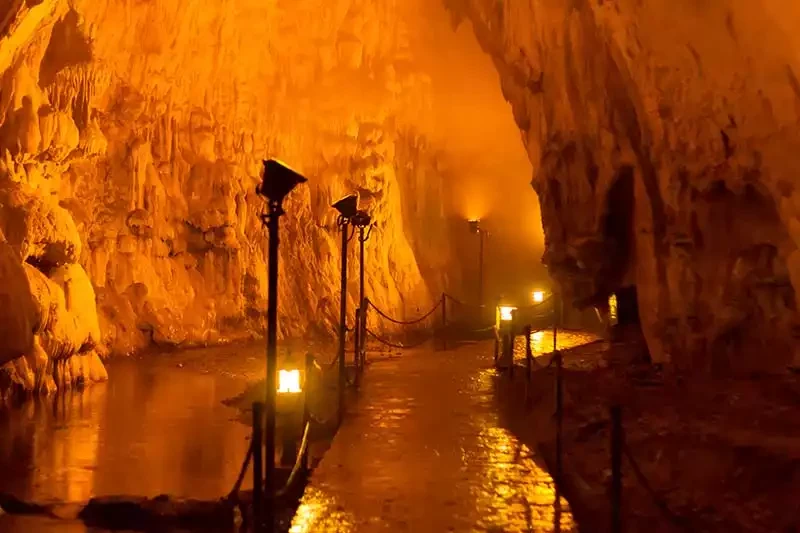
[290,342,575,532]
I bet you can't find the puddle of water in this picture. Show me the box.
[0,343,287,531]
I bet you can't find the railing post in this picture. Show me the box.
[509,310,516,377]
[611,404,623,533]
[252,402,264,532]
[302,354,313,475]
[524,325,532,404]
[494,327,500,365]
[553,304,558,354]
[361,299,368,368]
[441,293,447,351]
[353,307,361,387]
[337,222,348,428]
[555,351,563,487]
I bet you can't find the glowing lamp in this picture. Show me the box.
[532,290,545,303]
[499,306,517,322]
[468,219,481,234]
[351,209,372,228]
[332,193,359,219]
[278,369,302,394]
[258,159,307,204]
[608,293,619,326]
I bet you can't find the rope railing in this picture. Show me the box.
[274,421,311,498]
[227,440,253,501]
[529,347,559,371]
[499,314,692,533]
[623,440,692,531]
[366,298,441,325]
[227,417,314,501]
[366,326,437,349]
[443,293,470,307]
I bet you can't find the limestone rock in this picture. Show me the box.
[0,0,459,357]
[449,0,800,373]
[23,262,100,360]
[44,263,101,358]
[38,107,79,161]
[0,237,36,366]
[0,189,82,268]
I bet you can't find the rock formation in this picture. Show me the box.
[0,0,476,394]
[6,0,794,392]
[445,0,800,373]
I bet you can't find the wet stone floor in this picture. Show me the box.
[290,342,575,532]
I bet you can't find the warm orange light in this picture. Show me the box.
[608,293,618,326]
[532,290,545,303]
[278,369,302,393]
[499,306,516,321]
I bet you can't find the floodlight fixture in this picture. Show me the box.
[258,159,307,205]
[351,209,372,228]
[332,193,359,219]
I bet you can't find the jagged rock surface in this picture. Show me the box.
[447,0,800,373]
[0,1,462,392]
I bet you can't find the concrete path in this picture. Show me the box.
[289,342,575,532]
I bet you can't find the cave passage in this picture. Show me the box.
[2,1,800,532]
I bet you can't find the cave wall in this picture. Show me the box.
[447,0,800,372]
[0,0,461,393]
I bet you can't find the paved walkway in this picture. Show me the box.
[289,342,575,532]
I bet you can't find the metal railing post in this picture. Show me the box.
[555,351,563,487]
[353,307,361,387]
[337,223,348,428]
[611,404,623,533]
[252,402,264,532]
[360,300,368,368]
[302,354,313,475]
[524,325,532,404]
[553,292,559,353]
[494,328,500,364]
[509,310,516,377]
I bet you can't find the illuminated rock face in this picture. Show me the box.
[6,0,795,390]
[0,0,459,393]
[447,0,800,372]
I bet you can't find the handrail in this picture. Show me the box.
[273,421,311,498]
[367,298,441,325]
[227,420,313,501]
[227,440,254,501]
[366,326,436,349]
[623,440,692,531]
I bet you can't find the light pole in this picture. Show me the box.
[256,159,307,532]
[469,219,485,307]
[332,193,359,426]
[351,210,373,375]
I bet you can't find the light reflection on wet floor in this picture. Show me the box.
[290,342,576,532]
[514,330,601,363]
[0,344,269,532]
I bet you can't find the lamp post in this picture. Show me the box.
[469,219,486,308]
[256,159,307,532]
[332,193,359,426]
[351,210,373,372]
